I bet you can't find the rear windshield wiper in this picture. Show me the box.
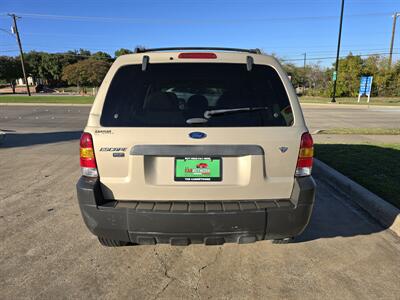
[204,106,269,119]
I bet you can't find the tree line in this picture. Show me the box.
[0,48,399,97]
[283,54,400,97]
[0,48,133,93]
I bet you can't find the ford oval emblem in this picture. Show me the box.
[189,132,207,139]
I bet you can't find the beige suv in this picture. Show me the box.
[76,47,316,246]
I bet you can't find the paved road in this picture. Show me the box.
[0,104,400,299]
[1,104,400,134]
[0,105,88,133]
[0,135,399,299]
[302,104,400,131]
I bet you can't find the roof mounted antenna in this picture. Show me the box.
[246,56,254,71]
[142,55,149,71]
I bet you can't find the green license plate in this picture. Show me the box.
[175,157,222,181]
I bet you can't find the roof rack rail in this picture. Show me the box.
[134,47,262,54]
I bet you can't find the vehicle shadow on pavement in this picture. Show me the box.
[0,131,82,148]
[0,129,16,132]
[294,178,385,242]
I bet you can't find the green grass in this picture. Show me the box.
[318,128,400,135]
[1,94,399,106]
[0,95,94,104]
[315,143,400,209]
[300,96,400,106]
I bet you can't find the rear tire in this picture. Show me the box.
[272,237,293,244]
[98,237,131,247]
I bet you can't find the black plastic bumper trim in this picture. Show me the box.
[76,176,316,245]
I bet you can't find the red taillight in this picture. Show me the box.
[80,132,98,177]
[178,52,217,59]
[295,132,314,177]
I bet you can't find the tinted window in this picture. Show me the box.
[101,63,293,127]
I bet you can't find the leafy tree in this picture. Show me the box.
[392,62,400,96]
[282,62,302,88]
[333,53,363,97]
[114,48,133,57]
[77,48,91,57]
[24,51,47,79]
[65,50,88,61]
[304,64,331,96]
[91,51,112,61]
[0,56,22,93]
[62,59,111,91]
[25,51,84,86]
[2,49,399,97]
[379,61,400,97]
[41,54,72,85]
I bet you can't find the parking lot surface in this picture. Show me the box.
[302,104,400,131]
[1,103,400,133]
[1,104,400,299]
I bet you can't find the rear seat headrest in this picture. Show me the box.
[146,92,178,111]
[187,94,208,110]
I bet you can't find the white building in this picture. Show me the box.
[16,76,45,86]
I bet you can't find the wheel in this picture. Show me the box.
[98,237,131,247]
[272,237,293,244]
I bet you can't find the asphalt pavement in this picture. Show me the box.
[1,103,399,134]
[1,104,400,299]
[302,104,400,131]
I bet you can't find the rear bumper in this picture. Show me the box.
[76,177,316,245]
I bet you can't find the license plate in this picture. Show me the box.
[174,157,222,181]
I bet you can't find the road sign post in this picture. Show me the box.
[358,76,373,103]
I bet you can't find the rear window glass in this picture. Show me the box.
[100,63,293,127]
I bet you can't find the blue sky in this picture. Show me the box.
[1,0,399,66]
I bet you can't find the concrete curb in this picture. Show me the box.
[313,159,400,237]
[300,103,399,109]
[0,103,92,107]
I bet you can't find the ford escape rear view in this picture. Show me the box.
[76,47,316,246]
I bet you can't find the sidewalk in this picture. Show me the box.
[0,102,92,107]
[313,134,400,144]
[301,102,400,110]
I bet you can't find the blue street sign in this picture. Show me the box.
[359,76,373,96]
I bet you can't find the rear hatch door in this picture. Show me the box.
[90,59,305,201]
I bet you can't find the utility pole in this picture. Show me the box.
[303,52,307,94]
[8,13,31,96]
[388,12,400,68]
[331,0,345,103]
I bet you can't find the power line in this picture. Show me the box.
[0,49,19,52]
[281,51,400,62]
[1,47,397,63]
[17,43,397,57]
[17,31,393,49]
[0,28,14,36]
[282,48,393,56]
[3,11,393,25]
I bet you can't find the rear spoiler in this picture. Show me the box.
[134,47,262,54]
